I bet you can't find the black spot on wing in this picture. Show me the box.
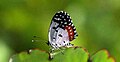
[55,30,58,32]
[53,37,56,39]
[55,44,57,46]
[52,27,56,29]
[52,11,72,29]
[63,41,65,43]
[51,11,78,39]
[58,34,63,37]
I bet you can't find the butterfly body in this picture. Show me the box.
[48,11,78,50]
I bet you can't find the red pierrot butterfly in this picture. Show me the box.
[48,11,78,50]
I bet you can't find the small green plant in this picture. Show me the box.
[9,47,115,62]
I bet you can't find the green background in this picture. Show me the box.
[0,0,119,62]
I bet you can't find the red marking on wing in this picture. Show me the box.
[65,25,74,41]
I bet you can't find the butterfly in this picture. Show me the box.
[48,11,78,51]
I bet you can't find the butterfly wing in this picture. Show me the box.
[48,11,78,49]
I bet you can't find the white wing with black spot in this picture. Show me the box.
[48,11,78,49]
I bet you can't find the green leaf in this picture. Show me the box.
[90,49,116,62]
[9,49,49,62]
[9,47,89,62]
[51,47,89,62]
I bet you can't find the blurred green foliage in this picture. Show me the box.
[91,49,115,62]
[0,0,120,62]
